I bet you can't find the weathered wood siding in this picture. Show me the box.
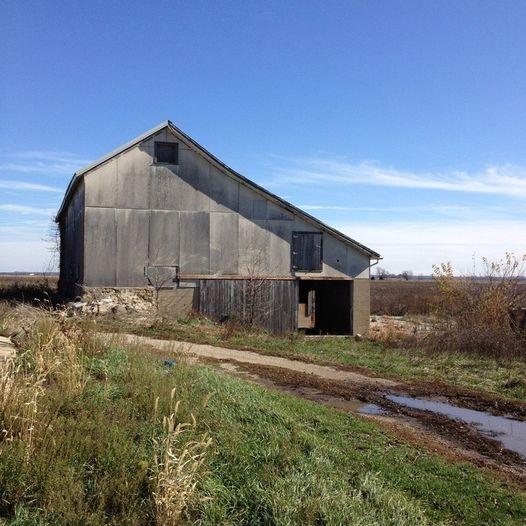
[198,279,297,334]
[59,181,85,296]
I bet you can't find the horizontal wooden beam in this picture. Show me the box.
[179,274,353,281]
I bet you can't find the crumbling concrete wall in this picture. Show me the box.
[352,279,371,335]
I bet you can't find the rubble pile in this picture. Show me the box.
[63,288,155,317]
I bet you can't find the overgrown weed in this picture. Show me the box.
[0,306,211,524]
[428,253,526,358]
[151,390,211,525]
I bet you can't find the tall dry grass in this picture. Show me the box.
[0,304,212,524]
[151,390,212,525]
[427,254,526,358]
[0,311,85,461]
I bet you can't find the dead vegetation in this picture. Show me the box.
[370,254,526,359]
[0,305,211,524]
[151,391,212,526]
[371,280,438,316]
[428,254,526,358]
[0,274,59,306]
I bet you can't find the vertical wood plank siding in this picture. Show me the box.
[291,232,322,271]
[198,279,297,334]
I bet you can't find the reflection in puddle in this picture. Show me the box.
[357,403,387,416]
[386,394,526,458]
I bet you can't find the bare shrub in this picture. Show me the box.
[151,388,211,525]
[238,231,279,328]
[145,265,177,312]
[427,253,526,358]
[220,317,243,341]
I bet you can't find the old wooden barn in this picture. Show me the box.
[56,121,380,334]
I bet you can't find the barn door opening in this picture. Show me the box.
[297,280,351,334]
[298,288,316,329]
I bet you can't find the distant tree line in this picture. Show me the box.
[372,268,414,280]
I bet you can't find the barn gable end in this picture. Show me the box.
[57,121,380,334]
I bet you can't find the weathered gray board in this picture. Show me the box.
[198,279,297,335]
[59,180,85,296]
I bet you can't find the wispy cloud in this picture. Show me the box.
[0,180,62,193]
[299,204,473,213]
[337,219,526,274]
[15,150,90,163]
[0,150,90,175]
[273,158,526,199]
[0,204,56,216]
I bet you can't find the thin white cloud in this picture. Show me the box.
[337,219,526,274]
[0,150,90,175]
[0,204,56,216]
[15,150,91,163]
[300,204,474,213]
[0,180,62,193]
[274,159,526,199]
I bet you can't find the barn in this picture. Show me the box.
[56,121,380,335]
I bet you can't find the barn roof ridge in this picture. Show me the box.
[56,120,380,258]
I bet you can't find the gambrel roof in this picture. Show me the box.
[56,120,380,259]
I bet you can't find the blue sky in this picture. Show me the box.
[1,1,525,274]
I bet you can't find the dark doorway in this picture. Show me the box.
[297,280,351,334]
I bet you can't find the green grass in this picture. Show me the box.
[1,313,525,524]
[101,317,526,403]
[190,367,526,525]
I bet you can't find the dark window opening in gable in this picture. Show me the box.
[154,142,179,164]
[291,232,323,272]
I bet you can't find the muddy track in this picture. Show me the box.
[222,361,525,463]
[107,332,526,488]
[211,359,526,489]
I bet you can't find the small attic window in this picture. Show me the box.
[154,142,178,164]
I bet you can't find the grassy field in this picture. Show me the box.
[0,308,524,525]
[101,316,526,403]
[0,274,59,305]
[371,279,438,315]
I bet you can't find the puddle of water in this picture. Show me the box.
[386,394,526,458]
[357,403,387,416]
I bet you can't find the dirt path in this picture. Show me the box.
[105,332,526,488]
[106,332,397,388]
